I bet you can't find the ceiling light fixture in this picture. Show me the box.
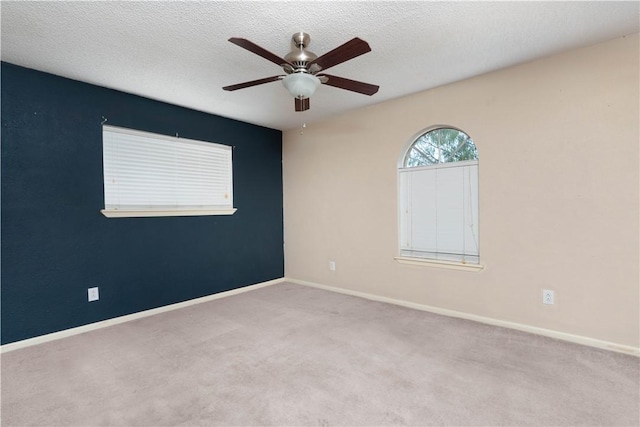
[282,72,320,99]
[223,33,378,112]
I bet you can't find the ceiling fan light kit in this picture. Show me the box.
[282,73,320,99]
[223,32,379,112]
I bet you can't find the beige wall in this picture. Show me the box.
[283,34,639,348]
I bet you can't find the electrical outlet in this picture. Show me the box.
[542,289,554,305]
[329,261,336,271]
[88,287,99,302]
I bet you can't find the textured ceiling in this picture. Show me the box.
[1,1,638,131]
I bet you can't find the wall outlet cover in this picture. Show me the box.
[88,287,99,302]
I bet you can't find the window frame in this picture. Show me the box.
[395,125,483,271]
[100,125,237,218]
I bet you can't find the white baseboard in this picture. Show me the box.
[1,278,285,353]
[287,278,640,357]
[5,277,637,357]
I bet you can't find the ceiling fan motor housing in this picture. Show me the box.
[284,32,318,71]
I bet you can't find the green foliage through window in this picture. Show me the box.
[405,128,478,167]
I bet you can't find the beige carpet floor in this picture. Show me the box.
[1,282,639,426]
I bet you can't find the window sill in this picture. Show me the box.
[394,256,484,272]
[100,208,237,218]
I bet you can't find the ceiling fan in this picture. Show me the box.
[223,32,379,112]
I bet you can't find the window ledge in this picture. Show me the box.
[394,256,484,272]
[101,208,237,218]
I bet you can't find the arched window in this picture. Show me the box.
[398,127,479,264]
[405,128,478,167]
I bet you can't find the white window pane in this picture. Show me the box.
[399,160,479,263]
[436,166,464,255]
[399,172,411,250]
[463,164,479,256]
[408,168,437,253]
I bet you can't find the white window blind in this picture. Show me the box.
[102,125,235,217]
[399,160,479,263]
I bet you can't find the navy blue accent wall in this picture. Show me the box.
[1,62,284,344]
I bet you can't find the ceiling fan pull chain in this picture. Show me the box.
[299,108,308,135]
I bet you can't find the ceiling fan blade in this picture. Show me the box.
[308,38,371,71]
[319,74,379,96]
[228,37,291,67]
[223,75,283,91]
[295,98,310,112]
